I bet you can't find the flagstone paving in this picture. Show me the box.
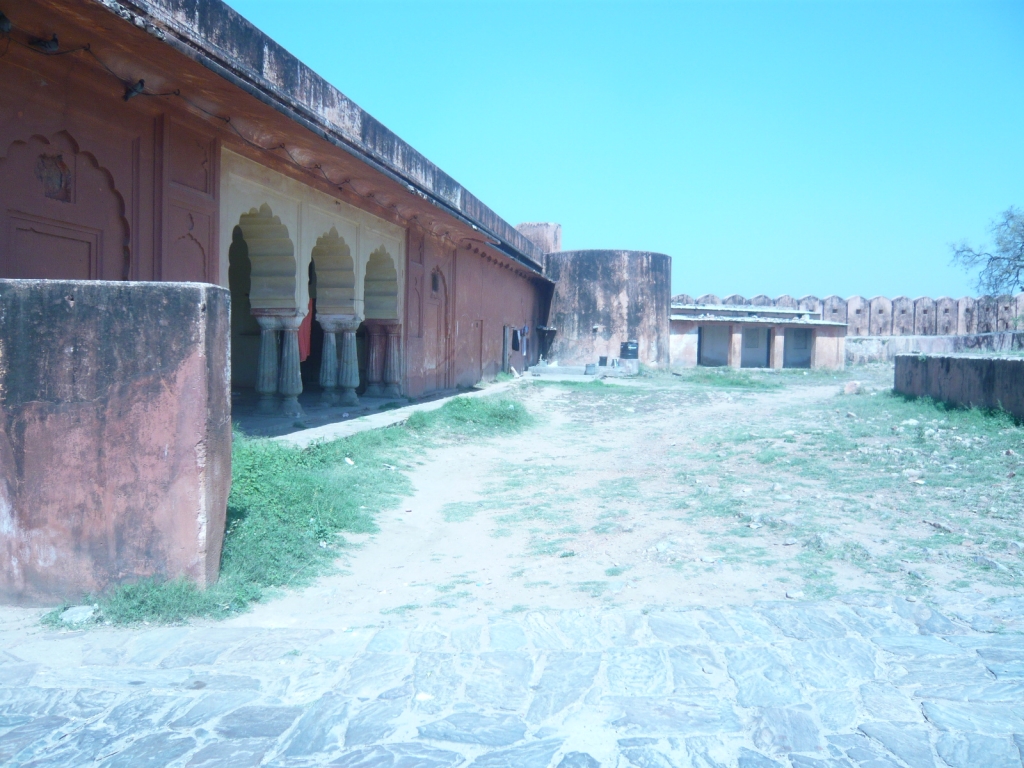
[2,596,1023,766]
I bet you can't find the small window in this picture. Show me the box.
[855,308,862,315]
[431,272,440,293]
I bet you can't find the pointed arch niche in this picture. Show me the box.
[364,245,399,320]
[0,131,130,280]
[312,227,355,314]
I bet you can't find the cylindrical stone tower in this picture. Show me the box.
[545,250,672,367]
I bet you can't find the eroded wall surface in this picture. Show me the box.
[0,280,230,604]
[548,251,671,366]
[848,332,1024,364]
[894,354,1024,421]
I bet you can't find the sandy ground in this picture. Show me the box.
[220,372,924,630]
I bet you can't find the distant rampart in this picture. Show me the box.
[671,293,1024,337]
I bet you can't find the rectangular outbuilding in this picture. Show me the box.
[669,302,846,370]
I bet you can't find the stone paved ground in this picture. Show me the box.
[2,599,1024,767]
[2,368,1023,767]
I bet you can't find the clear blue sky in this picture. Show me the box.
[226,0,1023,299]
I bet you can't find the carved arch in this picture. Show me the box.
[310,227,355,314]
[364,245,399,320]
[234,203,297,310]
[0,131,130,280]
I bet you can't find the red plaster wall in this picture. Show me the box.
[404,231,546,398]
[0,43,220,285]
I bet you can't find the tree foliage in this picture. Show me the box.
[951,207,1024,295]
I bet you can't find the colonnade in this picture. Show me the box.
[252,309,402,417]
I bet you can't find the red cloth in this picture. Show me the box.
[298,299,312,362]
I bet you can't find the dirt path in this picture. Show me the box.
[226,375,898,629]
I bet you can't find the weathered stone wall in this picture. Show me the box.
[548,251,671,367]
[671,293,1024,338]
[894,353,1024,421]
[0,280,231,604]
[847,332,1024,364]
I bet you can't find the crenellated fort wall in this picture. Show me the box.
[671,293,1024,337]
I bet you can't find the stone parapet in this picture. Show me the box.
[672,293,1024,338]
[846,332,1024,364]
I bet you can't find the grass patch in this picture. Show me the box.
[576,581,609,597]
[381,603,421,616]
[64,394,532,628]
[442,502,482,523]
[675,368,783,390]
[755,448,787,464]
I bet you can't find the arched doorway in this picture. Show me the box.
[229,204,300,413]
[426,267,452,392]
[307,228,357,403]
[228,227,261,387]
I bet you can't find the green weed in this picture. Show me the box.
[67,394,532,628]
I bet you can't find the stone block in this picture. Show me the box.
[935,297,957,335]
[0,279,231,603]
[913,296,937,335]
[846,296,868,336]
[798,295,821,314]
[891,296,913,336]
[822,295,847,324]
[868,296,893,336]
[996,294,1016,331]
[958,296,977,334]
[977,295,998,333]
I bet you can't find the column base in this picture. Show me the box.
[339,387,359,406]
[257,394,279,414]
[319,387,338,407]
[281,396,305,419]
[364,383,383,398]
[383,384,402,398]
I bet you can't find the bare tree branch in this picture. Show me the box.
[951,207,1024,295]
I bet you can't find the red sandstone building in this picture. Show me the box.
[1,0,551,409]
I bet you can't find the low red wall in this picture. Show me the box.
[894,354,1024,421]
[0,280,231,604]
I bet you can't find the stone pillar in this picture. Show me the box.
[727,325,743,369]
[364,321,386,397]
[338,316,361,406]
[316,315,342,406]
[383,322,403,398]
[278,313,305,418]
[770,327,785,369]
[253,314,282,414]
